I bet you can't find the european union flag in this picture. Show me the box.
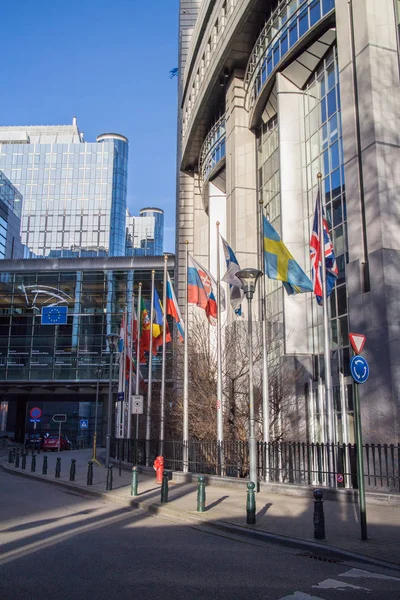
[263,216,313,295]
[41,306,68,325]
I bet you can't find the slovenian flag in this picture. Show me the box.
[166,273,184,342]
[188,255,225,324]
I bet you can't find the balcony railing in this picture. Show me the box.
[198,114,226,188]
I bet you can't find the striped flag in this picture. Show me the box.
[310,191,338,305]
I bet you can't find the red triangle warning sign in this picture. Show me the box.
[349,333,366,354]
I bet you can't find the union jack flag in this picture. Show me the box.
[310,191,338,305]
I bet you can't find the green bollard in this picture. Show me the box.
[15,449,20,468]
[55,457,61,478]
[197,476,206,512]
[106,464,113,491]
[70,459,76,482]
[42,455,48,475]
[131,466,138,496]
[31,454,36,473]
[161,471,169,503]
[87,461,93,485]
[246,482,256,525]
[21,452,26,470]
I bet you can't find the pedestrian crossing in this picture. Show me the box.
[278,567,400,599]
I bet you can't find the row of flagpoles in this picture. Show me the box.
[115,175,338,472]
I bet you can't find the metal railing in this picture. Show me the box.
[111,439,400,493]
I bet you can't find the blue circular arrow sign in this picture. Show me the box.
[350,355,370,384]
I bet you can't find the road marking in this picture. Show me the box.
[278,593,325,599]
[313,578,369,591]
[340,568,400,581]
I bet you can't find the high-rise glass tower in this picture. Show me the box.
[0,118,128,257]
[126,207,164,256]
[0,170,23,260]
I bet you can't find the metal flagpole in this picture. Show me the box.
[259,199,270,481]
[183,241,189,472]
[160,254,168,456]
[127,294,135,439]
[135,283,142,453]
[145,271,155,466]
[216,222,224,476]
[317,173,335,485]
[122,305,128,438]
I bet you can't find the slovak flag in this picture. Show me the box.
[310,191,338,305]
[166,273,184,342]
[188,255,225,324]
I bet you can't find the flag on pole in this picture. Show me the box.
[220,236,244,315]
[310,193,338,305]
[263,216,313,295]
[188,255,225,323]
[166,273,184,341]
[139,296,151,361]
[152,287,171,353]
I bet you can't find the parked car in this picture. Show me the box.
[42,434,71,452]
[25,433,44,449]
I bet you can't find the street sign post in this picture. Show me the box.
[131,395,144,415]
[348,333,368,541]
[52,414,67,453]
[79,419,89,429]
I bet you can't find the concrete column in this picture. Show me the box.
[336,0,400,440]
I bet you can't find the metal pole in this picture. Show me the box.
[145,270,155,466]
[216,221,223,476]
[127,295,135,439]
[160,254,168,456]
[354,381,368,540]
[247,295,258,491]
[91,366,101,466]
[259,201,270,480]
[183,241,189,472]
[105,344,114,469]
[317,173,335,488]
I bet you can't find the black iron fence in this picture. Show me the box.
[111,438,400,493]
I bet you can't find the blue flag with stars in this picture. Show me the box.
[41,306,68,325]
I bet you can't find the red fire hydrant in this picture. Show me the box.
[153,455,164,484]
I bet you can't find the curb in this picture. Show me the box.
[2,460,400,573]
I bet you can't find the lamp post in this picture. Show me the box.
[105,333,119,469]
[91,365,102,466]
[236,268,263,491]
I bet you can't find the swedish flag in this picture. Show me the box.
[263,216,313,295]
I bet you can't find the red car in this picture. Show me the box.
[42,434,71,452]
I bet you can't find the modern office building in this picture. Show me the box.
[0,119,128,258]
[0,255,175,443]
[126,207,164,256]
[176,0,400,442]
[0,171,24,260]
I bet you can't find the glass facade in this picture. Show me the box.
[199,115,226,184]
[126,208,164,256]
[0,170,23,260]
[0,127,128,258]
[303,46,351,442]
[0,264,174,383]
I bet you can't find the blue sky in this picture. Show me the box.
[0,0,179,251]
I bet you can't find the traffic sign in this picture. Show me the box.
[118,392,124,402]
[30,407,42,419]
[131,395,144,415]
[30,418,41,423]
[52,414,67,423]
[337,474,344,484]
[79,419,89,429]
[350,355,370,384]
[349,333,366,355]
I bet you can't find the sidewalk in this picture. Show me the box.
[2,448,400,569]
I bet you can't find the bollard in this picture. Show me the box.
[15,449,20,468]
[21,452,27,470]
[87,461,93,485]
[161,471,169,503]
[70,459,76,482]
[55,456,61,478]
[131,466,138,496]
[8,448,14,463]
[42,455,48,475]
[119,455,122,477]
[197,476,206,512]
[313,489,325,540]
[106,464,113,491]
[31,454,36,473]
[246,482,256,525]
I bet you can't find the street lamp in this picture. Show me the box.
[236,268,263,491]
[105,332,119,469]
[91,366,102,466]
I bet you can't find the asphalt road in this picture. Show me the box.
[1,468,400,600]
